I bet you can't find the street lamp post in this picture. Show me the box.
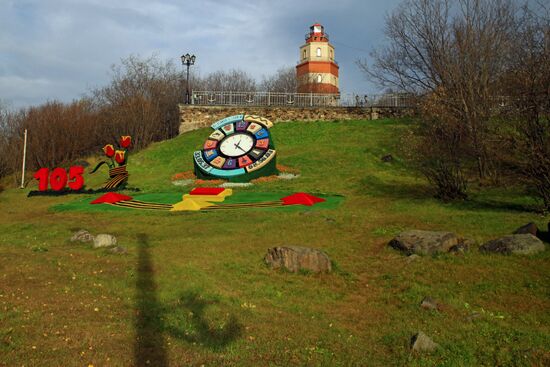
[180,53,196,104]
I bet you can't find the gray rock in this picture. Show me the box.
[265,246,332,273]
[513,222,538,237]
[381,154,393,162]
[93,234,117,248]
[108,246,127,254]
[410,331,438,353]
[389,230,463,255]
[480,234,545,255]
[420,296,439,311]
[70,230,94,243]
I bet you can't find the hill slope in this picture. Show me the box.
[0,118,548,366]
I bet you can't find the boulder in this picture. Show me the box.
[265,246,332,273]
[480,234,545,255]
[381,154,393,162]
[70,229,94,243]
[513,222,538,237]
[389,230,466,255]
[93,234,117,248]
[410,331,438,353]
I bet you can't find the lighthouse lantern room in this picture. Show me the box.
[296,23,339,94]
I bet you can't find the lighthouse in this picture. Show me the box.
[296,23,339,94]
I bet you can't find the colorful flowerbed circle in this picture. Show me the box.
[193,114,277,182]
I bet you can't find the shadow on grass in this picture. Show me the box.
[361,175,539,213]
[133,233,242,363]
[360,175,432,199]
[134,233,168,367]
[447,197,540,213]
[163,290,243,351]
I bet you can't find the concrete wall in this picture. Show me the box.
[178,104,414,134]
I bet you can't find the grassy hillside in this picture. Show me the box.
[0,118,548,366]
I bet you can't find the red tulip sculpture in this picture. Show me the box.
[103,144,115,158]
[91,136,132,189]
[120,136,132,149]
[115,150,126,165]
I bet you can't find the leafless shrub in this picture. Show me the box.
[0,55,189,184]
[199,69,256,92]
[19,100,99,169]
[0,102,19,180]
[259,66,297,93]
[500,4,550,210]
[91,55,186,147]
[405,91,469,200]
[360,0,526,200]
[0,99,102,186]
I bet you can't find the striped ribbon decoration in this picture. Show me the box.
[104,165,129,189]
[109,200,285,211]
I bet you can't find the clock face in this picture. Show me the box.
[219,133,254,157]
[193,114,277,179]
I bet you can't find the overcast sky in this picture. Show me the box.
[0,0,403,108]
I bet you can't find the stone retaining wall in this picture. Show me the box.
[178,104,415,134]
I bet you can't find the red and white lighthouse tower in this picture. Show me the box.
[296,23,339,94]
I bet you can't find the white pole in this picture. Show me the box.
[20,129,27,189]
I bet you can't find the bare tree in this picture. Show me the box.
[91,54,185,147]
[259,66,297,93]
[360,0,518,198]
[200,69,256,91]
[0,101,19,180]
[500,4,550,210]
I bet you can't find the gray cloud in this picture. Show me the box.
[0,0,402,108]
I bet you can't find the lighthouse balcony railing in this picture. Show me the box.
[190,91,415,108]
[305,32,329,41]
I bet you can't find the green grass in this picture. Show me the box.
[0,118,549,366]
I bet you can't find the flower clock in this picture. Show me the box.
[91,135,132,190]
[194,114,277,182]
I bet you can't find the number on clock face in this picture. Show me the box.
[219,133,254,158]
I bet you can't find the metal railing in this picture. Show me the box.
[190,91,415,108]
[305,32,329,40]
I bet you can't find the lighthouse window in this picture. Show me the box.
[330,49,333,59]
[303,49,306,59]
[317,74,322,83]
[316,48,321,57]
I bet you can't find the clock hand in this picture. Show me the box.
[234,140,246,151]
